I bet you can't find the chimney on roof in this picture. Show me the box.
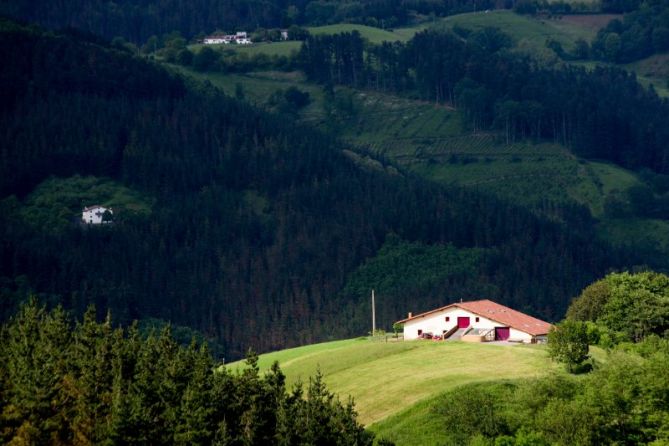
[460,298,463,303]
[408,312,412,318]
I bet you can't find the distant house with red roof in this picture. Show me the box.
[395,299,552,343]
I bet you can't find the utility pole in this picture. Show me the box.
[372,289,376,337]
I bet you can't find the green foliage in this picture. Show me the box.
[567,271,669,343]
[337,236,494,333]
[137,318,225,359]
[566,279,611,321]
[18,175,151,232]
[548,320,590,372]
[0,301,373,445]
[439,383,513,442]
[298,26,669,178]
[594,0,669,62]
[266,86,311,115]
[374,343,669,445]
[599,272,669,341]
[283,86,311,108]
[192,46,219,71]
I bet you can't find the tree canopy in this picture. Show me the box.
[0,300,375,445]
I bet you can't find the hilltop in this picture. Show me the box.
[228,338,558,445]
[228,339,556,424]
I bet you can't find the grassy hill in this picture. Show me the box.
[307,23,414,43]
[228,338,556,429]
[434,10,603,52]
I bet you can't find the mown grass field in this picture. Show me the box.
[169,66,327,118]
[228,338,555,427]
[307,23,412,43]
[434,10,599,51]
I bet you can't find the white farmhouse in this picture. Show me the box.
[396,299,552,343]
[203,31,251,45]
[82,205,112,225]
[203,35,230,44]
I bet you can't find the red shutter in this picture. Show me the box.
[495,327,510,340]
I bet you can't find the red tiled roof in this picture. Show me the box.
[395,299,553,336]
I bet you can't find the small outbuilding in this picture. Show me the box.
[396,299,552,343]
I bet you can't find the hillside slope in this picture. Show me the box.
[0,18,623,360]
[228,338,556,426]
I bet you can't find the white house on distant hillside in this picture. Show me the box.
[82,205,112,224]
[203,31,251,45]
[396,299,552,343]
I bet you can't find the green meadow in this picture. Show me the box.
[434,10,598,51]
[228,339,555,427]
[307,23,412,43]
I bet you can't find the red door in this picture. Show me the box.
[457,317,470,328]
[495,327,510,340]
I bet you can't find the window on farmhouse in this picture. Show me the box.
[475,317,480,322]
[418,329,423,336]
[445,316,450,322]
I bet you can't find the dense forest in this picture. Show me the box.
[298,30,669,175]
[0,0,494,44]
[0,301,375,445]
[592,0,669,62]
[0,19,627,359]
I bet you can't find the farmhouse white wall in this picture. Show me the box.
[82,206,111,224]
[509,328,533,342]
[403,308,536,342]
[403,307,499,340]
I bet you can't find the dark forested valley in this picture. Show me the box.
[0,18,630,360]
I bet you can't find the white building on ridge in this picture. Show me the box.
[203,31,251,45]
[82,205,113,225]
[396,299,552,343]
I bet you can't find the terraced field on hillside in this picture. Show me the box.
[171,64,669,263]
[340,91,644,213]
